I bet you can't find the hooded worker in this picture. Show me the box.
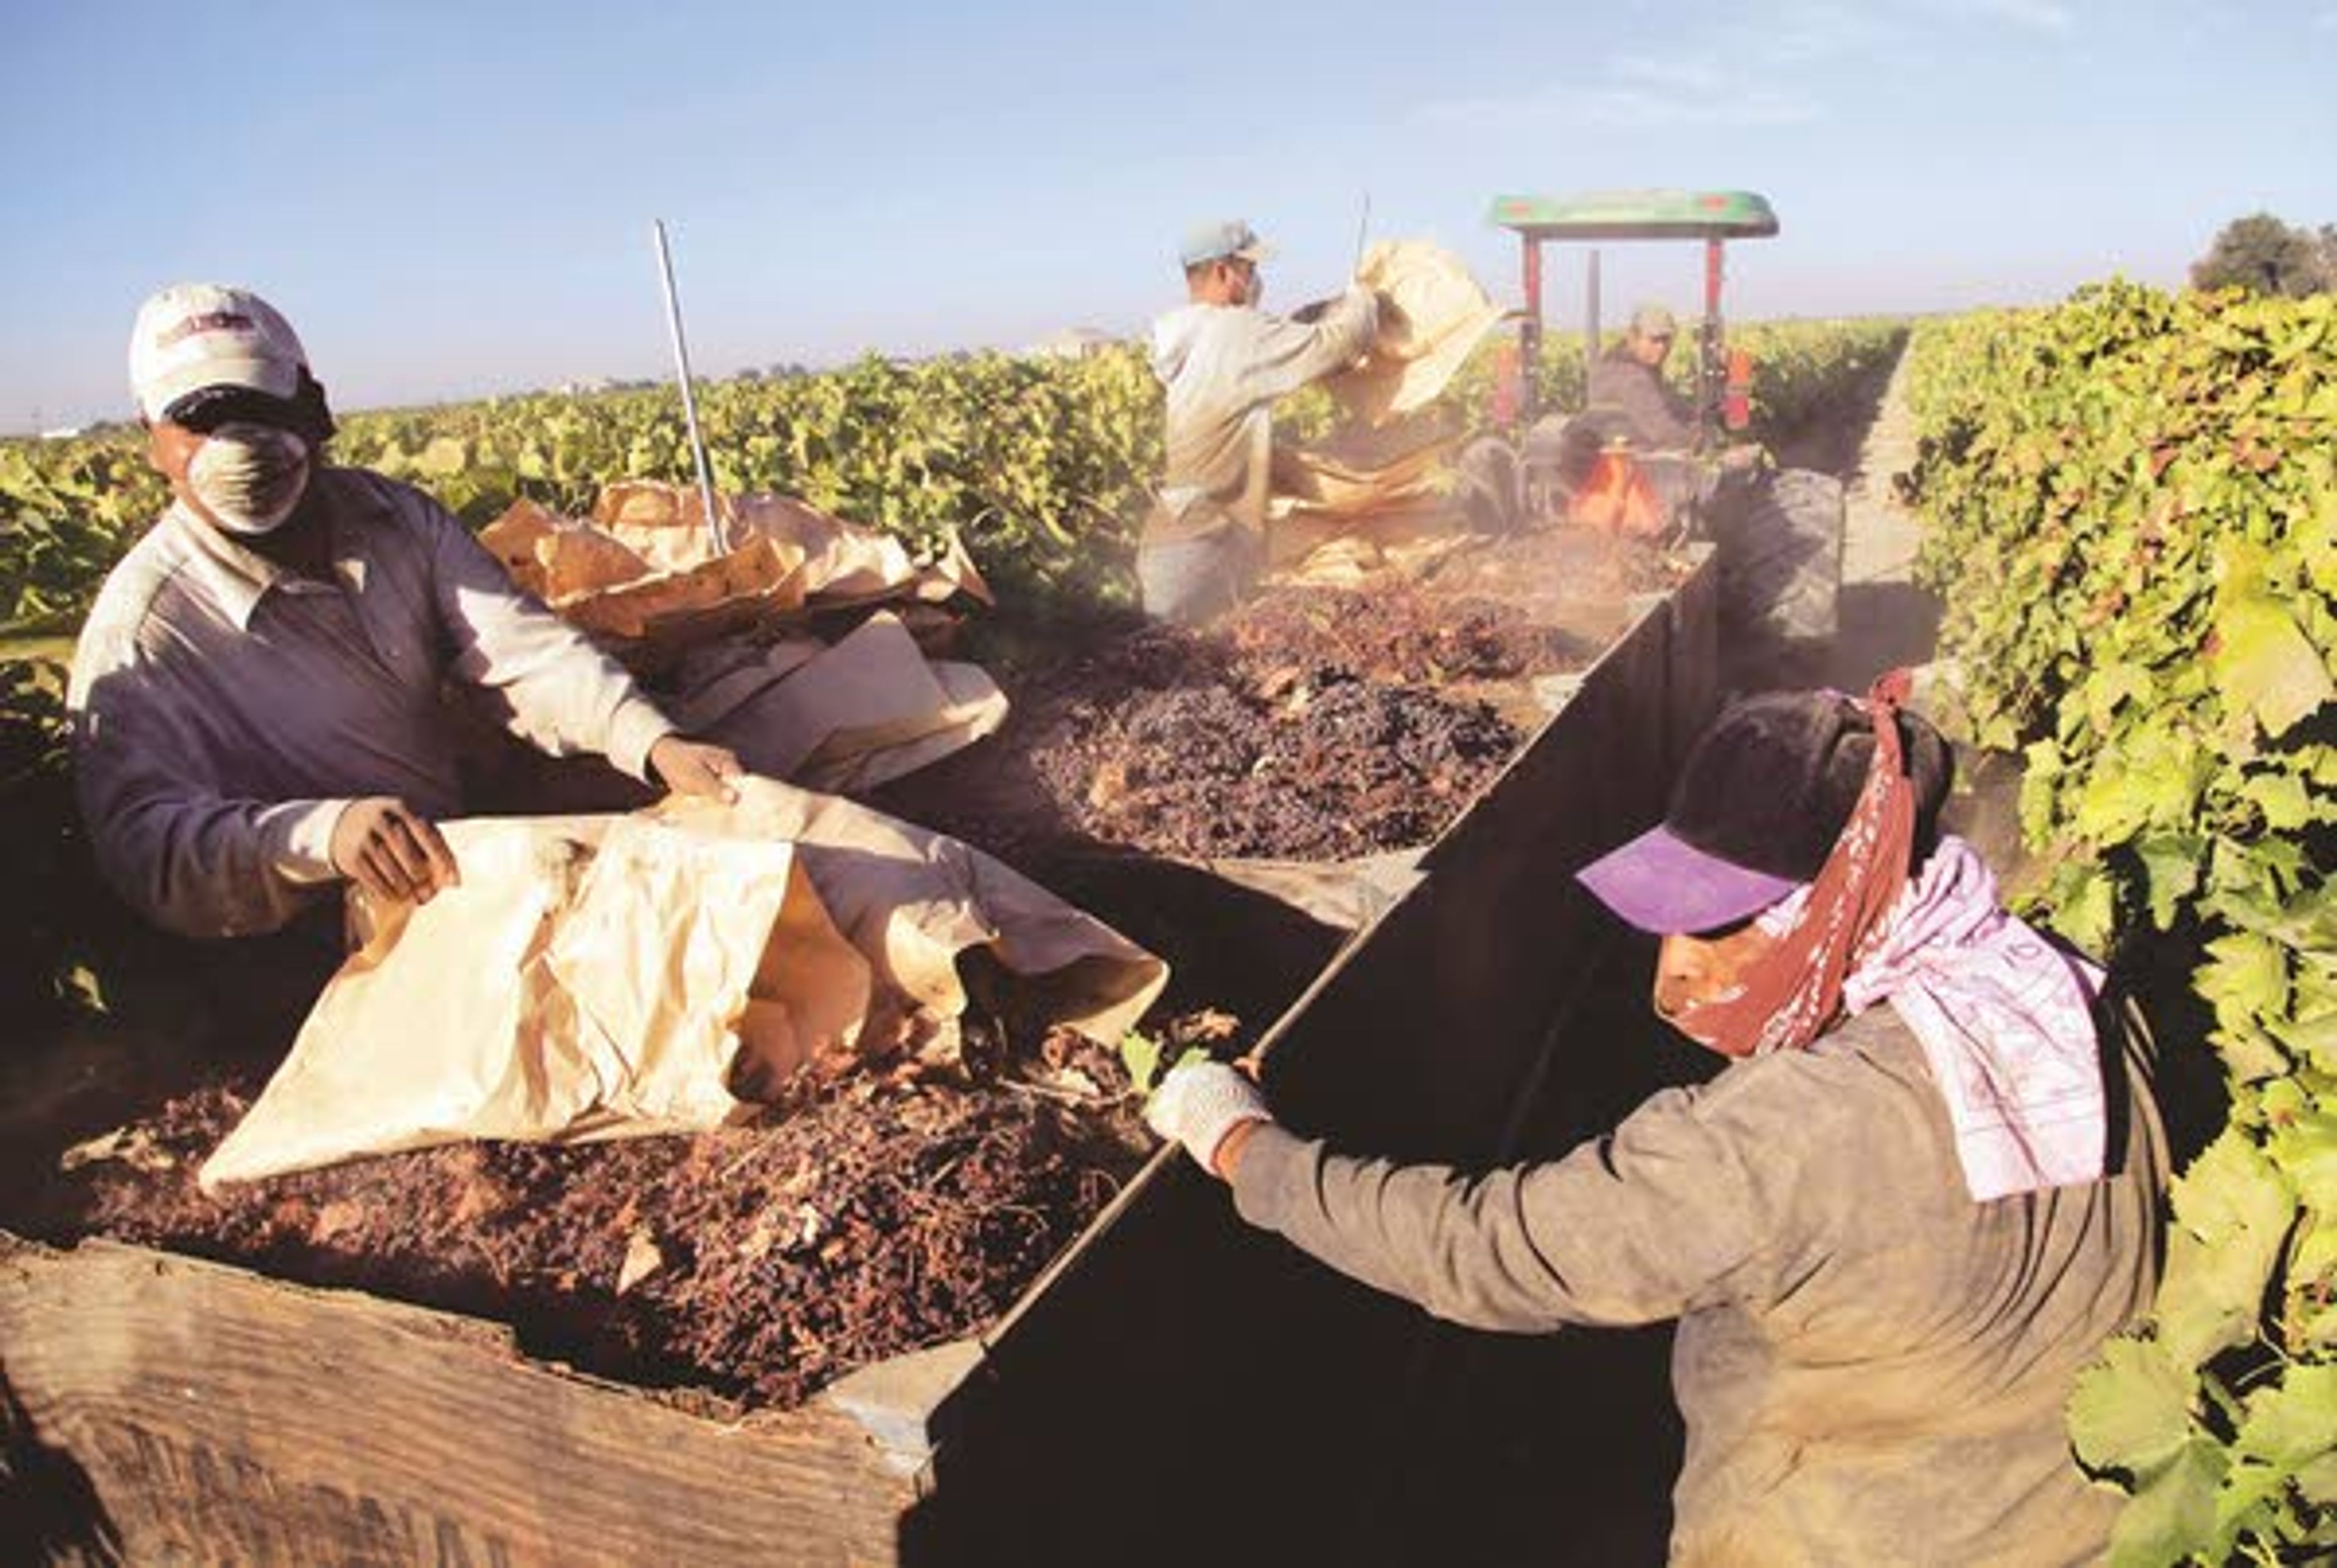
[1146,675,2167,1564]
[69,283,746,955]
[1137,220,1378,623]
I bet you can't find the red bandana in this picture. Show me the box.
[1670,669,1918,1058]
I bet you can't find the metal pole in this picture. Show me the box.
[1586,248,1602,377]
[652,219,725,555]
[1352,191,1373,273]
[1519,234,1543,427]
[1700,237,1726,448]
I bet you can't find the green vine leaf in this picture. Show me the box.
[2070,1336,2195,1476]
[2208,1458,2291,1560]
[2238,772,2316,834]
[2073,727,2215,845]
[2197,932,2294,1042]
[2106,1437,2226,1568]
[2157,1131,2296,1369]
[2210,585,2335,742]
[1119,1030,1162,1093]
[2037,859,2119,956]
[2299,1450,2337,1508]
[415,434,472,478]
[2232,1362,2337,1472]
[2134,833,2206,931]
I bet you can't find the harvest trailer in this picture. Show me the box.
[5,435,1724,1565]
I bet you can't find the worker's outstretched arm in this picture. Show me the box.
[1155,1058,1797,1333]
[385,473,676,781]
[1234,284,1380,405]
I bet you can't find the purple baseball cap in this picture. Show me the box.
[1576,689,1955,935]
[1577,824,1801,936]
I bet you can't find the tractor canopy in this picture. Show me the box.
[1489,189,1780,434]
[1489,190,1779,243]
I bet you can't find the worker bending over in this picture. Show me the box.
[1148,677,2166,1564]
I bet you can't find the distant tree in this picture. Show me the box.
[2190,212,2334,297]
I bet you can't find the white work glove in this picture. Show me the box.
[1145,1059,1272,1175]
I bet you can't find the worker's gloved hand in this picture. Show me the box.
[330,796,460,906]
[648,735,745,804]
[1145,1059,1272,1179]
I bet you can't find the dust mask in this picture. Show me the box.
[188,423,311,535]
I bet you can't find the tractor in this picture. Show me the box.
[1458,189,1846,684]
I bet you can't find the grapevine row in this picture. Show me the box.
[1901,280,2335,1566]
[3,318,1903,637]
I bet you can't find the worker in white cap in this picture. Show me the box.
[1139,220,1378,622]
[69,283,745,955]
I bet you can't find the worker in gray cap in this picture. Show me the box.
[70,283,746,966]
[1587,302,1697,453]
[1139,220,1377,622]
[1585,301,1764,470]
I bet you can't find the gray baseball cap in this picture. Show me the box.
[1179,219,1274,270]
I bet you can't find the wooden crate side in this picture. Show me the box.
[1257,562,1693,1159]
[0,1235,919,1567]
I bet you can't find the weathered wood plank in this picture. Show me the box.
[1,1235,926,1566]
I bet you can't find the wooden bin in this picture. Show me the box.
[1,554,1716,1567]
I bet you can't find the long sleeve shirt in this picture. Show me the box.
[68,467,676,938]
[1587,347,1696,452]
[1231,1003,2167,1567]
[1144,287,1378,545]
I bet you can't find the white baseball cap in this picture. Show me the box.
[128,283,310,422]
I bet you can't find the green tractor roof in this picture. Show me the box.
[1489,190,1778,242]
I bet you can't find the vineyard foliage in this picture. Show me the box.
[1901,280,2336,1565]
[1,315,1900,638]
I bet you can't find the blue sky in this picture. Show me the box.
[5,0,2333,433]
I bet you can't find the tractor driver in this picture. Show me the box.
[1588,302,1761,472]
[1137,220,1378,624]
[1588,302,1696,453]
